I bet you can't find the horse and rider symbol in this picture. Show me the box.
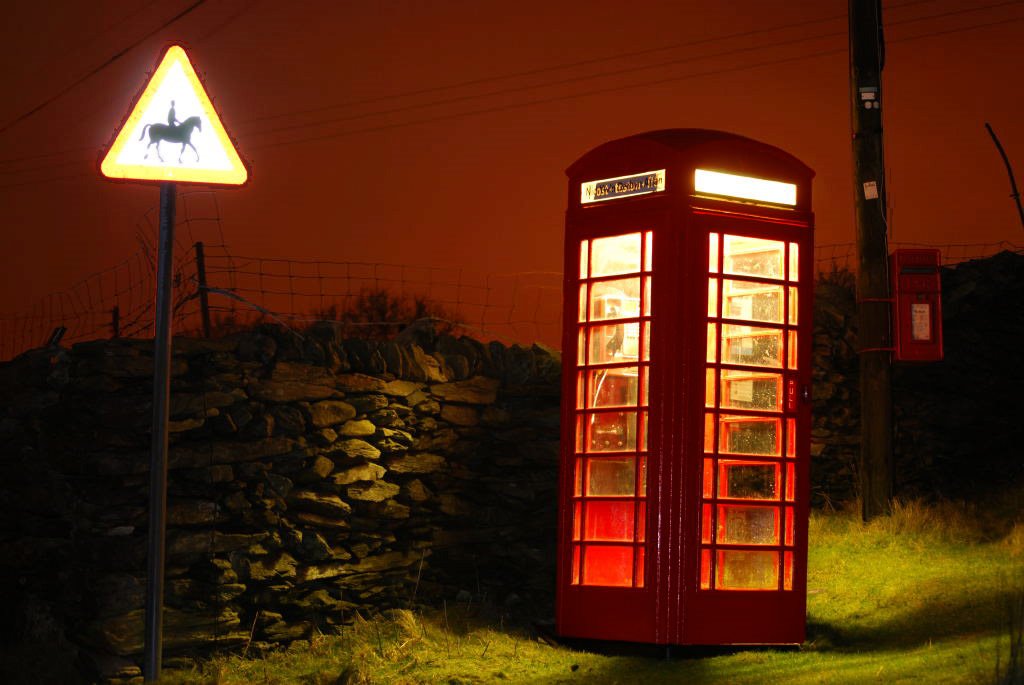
[139,101,202,164]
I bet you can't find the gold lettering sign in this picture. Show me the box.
[581,170,666,205]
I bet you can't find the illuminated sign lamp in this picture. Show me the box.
[581,169,666,204]
[100,45,249,186]
[695,168,797,207]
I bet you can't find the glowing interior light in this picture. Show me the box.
[694,169,797,206]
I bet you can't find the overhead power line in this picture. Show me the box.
[0,0,1005,171]
[0,0,208,137]
[247,12,1024,151]
[242,0,1022,143]
[0,8,1021,191]
[0,0,933,169]
[241,0,1011,131]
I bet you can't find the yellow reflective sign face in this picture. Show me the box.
[101,45,248,186]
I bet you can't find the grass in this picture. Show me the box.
[154,498,1024,685]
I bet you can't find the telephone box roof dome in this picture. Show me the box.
[567,128,814,185]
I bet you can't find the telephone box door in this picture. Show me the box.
[557,211,663,642]
[681,213,812,644]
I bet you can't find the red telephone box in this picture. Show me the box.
[557,129,814,645]
[891,248,944,362]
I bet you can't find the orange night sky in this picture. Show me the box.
[1,0,1022,352]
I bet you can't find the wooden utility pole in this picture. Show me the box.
[849,0,893,520]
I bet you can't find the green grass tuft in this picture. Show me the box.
[152,499,1024,684]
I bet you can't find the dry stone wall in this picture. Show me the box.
[0,325,560,682]
[3,251,1021,681]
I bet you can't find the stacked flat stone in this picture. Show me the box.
[0,326,560,682]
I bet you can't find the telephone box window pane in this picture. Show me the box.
[720,370,782,411]
[703,459,714,498]
[721,325,782,367]
[643,322,651,361]
[582,545,633,587]
[788,287,798,325]
[785,507,795,546]
[718,461,779,500]
[784,551,794,590]
[707,323,718,363]
[635,547,646,588]
[785,462,796,501]
[572,545,581,585]
[720,415,781,455]
[588,411,637,452]
[704,413,715,452]
[700,549,712,589]
[717,550,779,590]
[643,276,652,316]
[590,323,640,364]
[723,280,784,323]
[578,285,588,323]
[637,502,647,542]
[584,500,636,541]
[576,373,585,409]
[589,367,639,408]
[639,411,648,451]
[639,457,647,493]
[644,231,653,271]
[641,368,649,406]
[702,504,713,543]
[580,240,590,279]
[786,418,796,457]
[717,505,779,545]
[573,502,582,540]
[575,416,584,453]
[587,457,636,496]
[788,242,799,282]
[708,278,719,317]
[705,368,716,408]
[723,235,785,280]
[591,233,642,277]
[787,331,798,369]
[577,330,586,366]
[590,278,641,321]
[574,458,583,496]
[709,233,720,273]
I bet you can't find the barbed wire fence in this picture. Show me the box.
[2,195,1022,362]
[190,252,565,346]
[0,190,221,361]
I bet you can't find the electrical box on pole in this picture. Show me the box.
[849,0,894,520]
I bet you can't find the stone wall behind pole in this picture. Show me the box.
[809,251,1024,505]
[0,324,561,681]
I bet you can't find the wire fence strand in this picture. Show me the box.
[2,202,1021,362]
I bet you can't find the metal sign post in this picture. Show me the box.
[99,45,249,681]
[143,182,176,681]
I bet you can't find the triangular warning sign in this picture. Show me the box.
[101,45,248,186]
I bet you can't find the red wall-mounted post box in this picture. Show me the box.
[890,249,943,362]
[557,130,814,646]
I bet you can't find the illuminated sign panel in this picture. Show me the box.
[581,169,666,204]
[101,45,248,186]
[694,169,796,206]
